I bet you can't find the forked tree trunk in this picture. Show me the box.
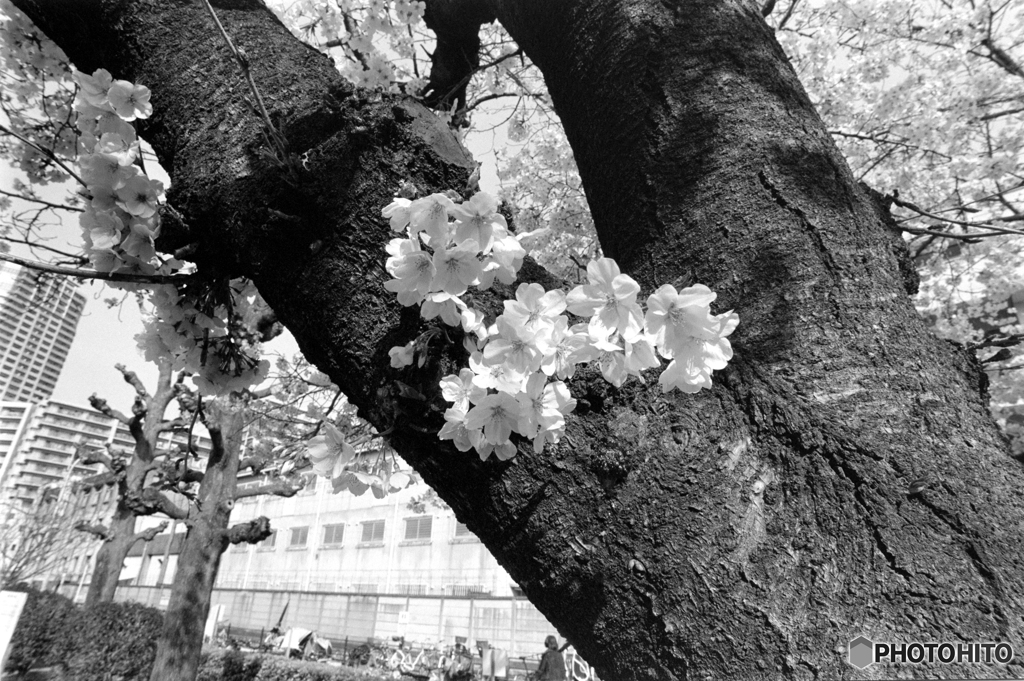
[12,1,1024,678]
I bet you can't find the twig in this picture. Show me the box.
[0,123,86,187]
[0,251,202,284]
[0,188,84,212]
[200,0,289,161]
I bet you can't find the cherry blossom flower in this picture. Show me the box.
[80,152,125,191]
[655,315,738,393]
[382,197,412,232]
[475,440,517,462]
[115,174,162,217]
[431,239,482,295]
[515,372,565,438]
[470,351,526,394]
[540,317,588,380]
[121,225,156,262]
[460,306,489,341]
[645,284,734,357]
[408,193,454,246]
[440,368,486,411]
[475,235,526,288]
[466,392,521,445]
[89,248,123,273]
[107,79,153,121]
[451,191,507,253]
[83,209,123,252]
[73,68,113,106]
[438,407,477,452]
[389,342,415,368]
[566,258,644,337]
[502,283,566,335]
[384,239,435,305]
[72,69,114,115]
[482,316,548,374]
[530,380,577,453]
[306,422,356,479]
[96,132,138,166]
[622,328,661,381]
[420,291,466,326]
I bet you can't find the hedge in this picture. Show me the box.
[198,649,399,681]
[4,587,162,680]
[4,585,78,674]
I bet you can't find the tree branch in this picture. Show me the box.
[77,443,114,470]
[233,478,303,500]
[124,487,189,520]
[132,520,170,544]
[116,363,151,401]
[0,188,84,212]
[74,521,111,541]
[0,251,201,284]
[224,516,272,545]
[89,393,131,425]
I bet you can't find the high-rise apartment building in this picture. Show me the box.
[0,261,86,402]
[0,398,212,510]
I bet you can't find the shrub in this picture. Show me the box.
[62,600,164,681]
[4,586,78,673]
[251,655,397,681]
[222,649,263,681]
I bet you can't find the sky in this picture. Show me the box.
[1,122,508,413]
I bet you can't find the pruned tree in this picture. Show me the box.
[2,1,1024,680]
[74,359,181,604]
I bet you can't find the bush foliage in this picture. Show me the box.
[4,585,78,673]
[4,587,162,679]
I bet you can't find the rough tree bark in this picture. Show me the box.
[10,0,1024,679]
[81,360,179,604]
[149,395,277,681]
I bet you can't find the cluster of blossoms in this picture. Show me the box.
[73,69,268,395]
[381,190,739,462]
[73,68,163,276]
[305,421,414,498]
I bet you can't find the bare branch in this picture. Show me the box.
[89,393,131,425]
[124,487,189,520]
[74,442,112,469]
[74,521,111,541]
[224,516,272,545]
[132,520,170,544]
[115,363,151,401]
[234,478,303,500]
[159,417,188,433]
[0,188,84,212]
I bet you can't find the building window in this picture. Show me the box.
[258,531,277,550]
[360,519,385,543]
[454,522,473,537]
[404,516,432,541]
[289,527,309,547]
[323,523,345,546]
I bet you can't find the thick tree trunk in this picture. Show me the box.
[84,507,135,605]
[149,398,245,681]
[12,1,1024,679]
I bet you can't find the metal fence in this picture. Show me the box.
[108,585,565,662]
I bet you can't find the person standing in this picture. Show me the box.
[535,635,566,681]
